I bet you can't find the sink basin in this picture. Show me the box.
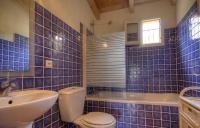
[0,90,58,128]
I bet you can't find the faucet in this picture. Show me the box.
[1,78,16,97]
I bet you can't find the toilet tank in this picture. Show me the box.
[58,87,86,122]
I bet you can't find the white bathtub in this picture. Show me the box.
[86,91,179,106]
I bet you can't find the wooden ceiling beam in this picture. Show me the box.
[87,0,100,20]
[129,0,134,13]
[89,0,163,14]
[100,4,128,13]
[134,0,160,5]
[170,0,176,6]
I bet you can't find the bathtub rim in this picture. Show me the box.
[86,92,179,106]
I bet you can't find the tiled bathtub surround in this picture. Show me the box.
[0,2,82,128]
[87,3,200,95]
[0,34,29,71]
[126,29,178,93]
[85,100,179,128]
[87,28,179,94]
[86,3,200,128]
[177,3,200,91]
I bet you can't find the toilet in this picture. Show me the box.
[58,87,116,128]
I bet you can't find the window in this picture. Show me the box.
[142,18,161,45]
[190,15,200,40]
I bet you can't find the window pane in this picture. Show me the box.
[142,20,160,31]
[190,15,200,40]
[142,19,161,44]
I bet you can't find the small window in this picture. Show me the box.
[142,18,161,45]
[190,15,200,40]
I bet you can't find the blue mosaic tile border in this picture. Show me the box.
[85,100,179,128]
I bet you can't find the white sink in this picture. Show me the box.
[0,90,58,128]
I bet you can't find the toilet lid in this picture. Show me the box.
[82,112,115,125]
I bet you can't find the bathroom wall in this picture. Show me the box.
[0,2,84,128]
[87,0,179,94]
[177,2,200,90]
[87,27,179,93]
[35,0,95,32]
[0,0,29,41]
[34,3,83,128]
[126,28,178,93]
[94,0,176,36]
[88,1,200,94]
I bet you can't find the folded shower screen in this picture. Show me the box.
[86,32,126,88]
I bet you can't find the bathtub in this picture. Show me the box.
[85,91,180,128]
[86,91,179,106]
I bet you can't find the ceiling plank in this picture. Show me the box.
[129,0,134,13]
[90,0,162,14]
[100,4,128,13]
[170,0,176,5]
[87,0,100,20]
[134,0,160,5]
[95,0,129,13]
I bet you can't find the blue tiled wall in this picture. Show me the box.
[126,28,178,93]
[177,2,200,91]
[86,3,200,128]
[85,100,179,128]
[87,28,179,94]
[88,2,200,94]
[33,3,82,127]
[0,1,200,128]
[0,34,29,71]
[0,2,82,128]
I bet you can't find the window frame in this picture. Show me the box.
[190,14,200,40]
[140,18,163,47]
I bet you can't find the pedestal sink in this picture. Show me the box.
[0,90,58,128]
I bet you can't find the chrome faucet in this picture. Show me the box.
[1,79,16,97]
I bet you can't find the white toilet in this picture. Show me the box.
[58,87,116,128]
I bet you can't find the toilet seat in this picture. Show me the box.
[83,112,115,125]
[74,112,116,128]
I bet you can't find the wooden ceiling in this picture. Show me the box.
[87,0,176,19]
[94,0,129,13]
